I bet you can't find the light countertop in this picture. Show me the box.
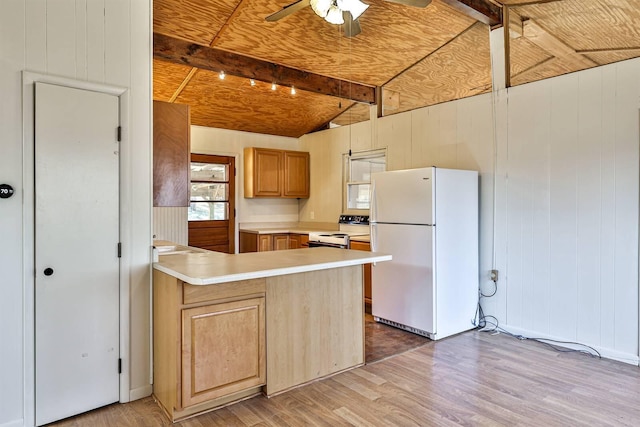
[239,227,335,235]
[154,247,391,285]
[349,235,370,243]
[239,226,370,243]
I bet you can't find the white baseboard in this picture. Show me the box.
[129,384,153,402]
[499,324,640,366]
[0,419,25,427]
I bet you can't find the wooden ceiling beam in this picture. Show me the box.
[154,33,376,104]
[522,18,598,69]
[168,1,251,104]
[576,47,640,55]
[441,0,502,27]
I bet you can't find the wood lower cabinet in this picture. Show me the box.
[153,271,266,421]
[258,235,272,252]
[350,240,372,306]
[288,234,308,248]
[154,264,365,419]
[181,297,265,407]
[288,234,301,249]
[239,232,309,253]
[273,234,289,250]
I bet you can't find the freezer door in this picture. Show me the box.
[371,223,435,334]
[371,167,433,225]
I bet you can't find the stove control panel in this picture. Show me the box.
[339,215,369,225]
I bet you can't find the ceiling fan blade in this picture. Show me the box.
[343,11,362,37]
[384,0,432,7]
[266,0,311,22]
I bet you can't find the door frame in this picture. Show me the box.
[188,153,236,254]
[22,71,131,426]
[190,149,240,253]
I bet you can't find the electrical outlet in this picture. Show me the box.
[490,269,499,282]
[310,211,315,219]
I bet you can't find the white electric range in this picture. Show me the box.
[308,215,369,249]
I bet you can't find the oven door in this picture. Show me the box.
[308,241,347,249]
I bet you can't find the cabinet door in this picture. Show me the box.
[182,297,265,408]
[153,101,190,206]
[245,148,282,197]
[239,232,258,253]
[288,234,300,249]
[283,151,309,198]
[350,241,372,304]
[273,234,289,251]
[258,235,273,252]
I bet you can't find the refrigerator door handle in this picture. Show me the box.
[370,181,377,223]
[370,223,377,266]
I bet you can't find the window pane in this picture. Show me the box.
[190,183,228,201]
[188,202,229,221]
[191,162,228,182]
[350,157,386,182]
[347,183,370,210]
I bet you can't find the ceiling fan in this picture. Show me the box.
[266,0,432,37]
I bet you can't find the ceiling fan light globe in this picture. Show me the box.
[325,5,345,24]
[338,0,369,20]
[310,0,332,18]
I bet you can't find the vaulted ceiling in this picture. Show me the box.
[152,0,640,138]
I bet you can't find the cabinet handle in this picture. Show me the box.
[44,267,54,276]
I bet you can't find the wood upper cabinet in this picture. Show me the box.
[181,297,265,407]
[244,147,309,198]
[283,151,310,198]
[244,147,281,197]
[153,100,190,207]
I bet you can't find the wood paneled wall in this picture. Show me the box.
[0,1,151,425]
[299,57,640,363]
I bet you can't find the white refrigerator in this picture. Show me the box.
[370,167,478,340]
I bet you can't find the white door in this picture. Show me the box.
[35,82,120,426]
[371,223,435,334]
[371,167,434,225]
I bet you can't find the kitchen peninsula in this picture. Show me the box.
[153,246,391,421]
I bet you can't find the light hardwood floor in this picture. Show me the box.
[50,330,640,426]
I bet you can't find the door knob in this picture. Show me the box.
[44,268,54,276]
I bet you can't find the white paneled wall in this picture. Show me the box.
[500,59,640,362]
[190,126,301,224]
[0,1,151,425]
[153,208,188,245]
[299,120,374,222]
[301,94,497,307]
[301,57,640,364]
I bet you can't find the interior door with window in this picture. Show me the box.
[188,154,235,253]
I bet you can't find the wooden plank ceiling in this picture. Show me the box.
[499,0,640,86]
[153,0,640,137]
[153,0,495,137]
